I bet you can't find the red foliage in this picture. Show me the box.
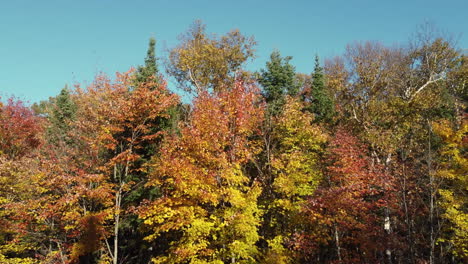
[0,97,43,158]
[299,128,397,263]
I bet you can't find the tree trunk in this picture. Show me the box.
[427,120,435,264]
[334,223,342,263]
[113,188,121,264]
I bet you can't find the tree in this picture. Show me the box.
[138,79,265,263]
[324,33,462,262]
[0,154,48,264]
[0,98,46,263]
[69,70,179,264]
[433,117,468,260]
[135,37,160,86]
[258,97,327,262]
[300,129,397,263]
[167,20,256,94]
[47,86,76,145]
[0,98,43,159]
[258,50,299,115]
[302,56,334,123]
[2,20,468,264]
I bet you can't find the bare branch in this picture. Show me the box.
[408,74,445,102]
[105,239,114,261]
[188,67,202,94]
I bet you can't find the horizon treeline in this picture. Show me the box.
[0,21,467,264]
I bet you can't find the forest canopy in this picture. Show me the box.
[0,21,467,264]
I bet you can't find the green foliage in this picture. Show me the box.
[135,37,160,86]
[258,50,299,115]
[47,86,76,144]
[302,56,335,123]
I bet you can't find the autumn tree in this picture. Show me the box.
[66,70,179,263]
[0,98,45,263]
[138,79,264,263]
[2,20,467,264]
[0,98,43,159]
[298,129,397,263]
[433,116,467,261]
[324,27,462,262]
[167,20,256,94]
[257,97,328,263]
[17,71,179,263]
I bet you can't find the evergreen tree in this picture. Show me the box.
[52,86,76,129]
[121,38,183,263]
[258,50,299,115]
[48,86,76,144]
[303,55,334,123]
[135,37,159,86]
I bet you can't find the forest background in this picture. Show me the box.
[0,1,467,264]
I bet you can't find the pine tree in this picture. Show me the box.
[48,86,76,144]
[258,50,299,115]
[135,37,159,86]
[303,55,334,123]
[52,86,75,128]
[134,37,184,138]
[122,38,183,262]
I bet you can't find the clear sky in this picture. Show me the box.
[1,0,467,103]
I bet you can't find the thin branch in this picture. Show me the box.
[409,74,445,102]
[188,67,202,93]
[105,239,114,261]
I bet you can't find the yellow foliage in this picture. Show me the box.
[0,254,38,264]
[0,244,38,264]
[260,98,327,260]
[272,98,327,209]
[140,82,264,263]
[261,236,291,264]
[434,119,468,258]
[167,21,256,93]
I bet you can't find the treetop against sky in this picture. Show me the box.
[0,0,466,102]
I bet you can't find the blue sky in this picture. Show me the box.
[1,0,467,103]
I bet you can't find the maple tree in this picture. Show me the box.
[299,129,397,263]
[1,70,180,264]
[0,98,46,263]
[138,79,265,263]
[67,70,179,263]
[0,98,43,159]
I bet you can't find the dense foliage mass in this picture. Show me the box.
[0,21,466,264]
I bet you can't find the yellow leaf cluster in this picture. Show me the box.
[434,119,468,258]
